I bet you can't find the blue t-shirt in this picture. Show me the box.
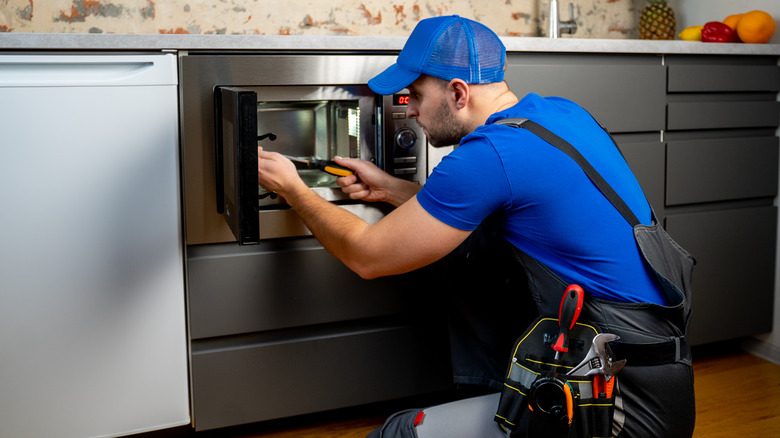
[417,93,666,304]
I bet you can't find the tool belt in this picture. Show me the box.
[495,315,610,438]
[494,313,690,437]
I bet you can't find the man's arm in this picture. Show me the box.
[258,149,471,279]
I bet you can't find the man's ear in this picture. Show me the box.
[448,79,470,109]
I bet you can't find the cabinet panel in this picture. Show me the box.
[190,323,452,430]
[666,135,778,205]
[668,64,780,93]
[665,206,776,345]
[188,241,428,339]
[667,100,780,131]
[505,54,665,133]
[614,135,666,220]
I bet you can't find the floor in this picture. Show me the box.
[690,347,780,437]
[150,343,780,437]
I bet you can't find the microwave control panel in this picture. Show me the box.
[381,92,427,185]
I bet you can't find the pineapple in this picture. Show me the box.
[639,0,676,40]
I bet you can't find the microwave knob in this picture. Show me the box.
[394,128,417,150]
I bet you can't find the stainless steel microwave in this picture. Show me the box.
[199,56,427,244]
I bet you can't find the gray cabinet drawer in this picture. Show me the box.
[505,54,665,133]
[667,100,780,131]
[615,134,666,220]
[665,206,776,345]
[187,241,429,339]
[668,64,780,93]
[190,322,452,430]
[666,135,778,205]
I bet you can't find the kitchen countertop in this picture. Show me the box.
[1,33,780,55]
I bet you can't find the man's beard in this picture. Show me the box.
[424,99,472,148]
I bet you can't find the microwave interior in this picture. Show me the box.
[258,99,359,188]
[215,85,378,244]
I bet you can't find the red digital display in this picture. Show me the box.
[393,93,410,106]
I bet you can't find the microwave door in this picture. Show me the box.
[215,86,259,245]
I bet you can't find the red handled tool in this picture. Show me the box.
[553,284,585,360]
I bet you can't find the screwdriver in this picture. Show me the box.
[553,284,585,361]
[282,155,355,177]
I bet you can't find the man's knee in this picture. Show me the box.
[366,408,424,438]
[367,394,505,438]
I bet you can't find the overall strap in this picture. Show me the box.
[495,117,693,368]
[494,117,641,227]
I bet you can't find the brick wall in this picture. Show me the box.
[0,0,645,38]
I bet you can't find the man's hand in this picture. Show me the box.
[257,147,307,197]
[334,157,422,207]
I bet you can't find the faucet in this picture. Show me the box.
[549,0,577,38]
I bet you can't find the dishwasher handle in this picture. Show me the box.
[0,54,177,87]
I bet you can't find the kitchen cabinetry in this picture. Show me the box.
[186,243,452,431]
[505,53,666,134]
[664,55,780,345]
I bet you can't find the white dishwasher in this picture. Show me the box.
[0,54,189,437]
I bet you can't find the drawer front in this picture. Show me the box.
[666,135,778,205]
[668,64,780,93]
[187,241,431,339]
[505,54,665,133]
[615,135,666,220]
[191,322,452,430]
[665,206,776,345]
[667,100,780,131]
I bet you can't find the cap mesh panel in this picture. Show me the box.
[426,19,503,84]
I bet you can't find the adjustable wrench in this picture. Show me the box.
[566,333,626,381]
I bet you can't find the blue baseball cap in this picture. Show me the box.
[368,15,506,95]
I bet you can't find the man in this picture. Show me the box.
[257,15,694,438]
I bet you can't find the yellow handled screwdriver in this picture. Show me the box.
[282,155,355,177]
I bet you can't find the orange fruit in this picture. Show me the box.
[736,10,776,43]
[723,14,743,31]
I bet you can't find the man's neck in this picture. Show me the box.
[469,83,519,130]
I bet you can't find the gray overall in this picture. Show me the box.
[367,119,696,438]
